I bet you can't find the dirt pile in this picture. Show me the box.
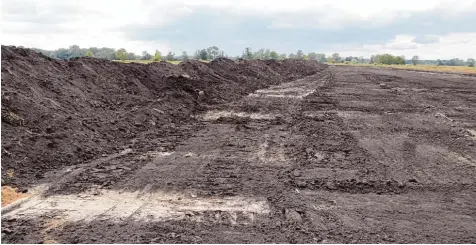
[1,45,327,188]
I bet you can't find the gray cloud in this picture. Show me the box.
[3,0,476,58]
[412,35,440,44]
[116,5,476,55]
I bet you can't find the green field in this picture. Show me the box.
[328,62,476,74]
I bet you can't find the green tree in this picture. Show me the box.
[278,54,287,60]
[86,50,93,57]
[69,45,83,58]
[95,47,116,60]
[412,55,419,65]
[263,49,271,60]
[269,51,279,60]
[199,49,208,60]
[296,50,304,59]
[126,52,137,60]
[115,48,127,60]
[243,47,253,60]
[446,58,465,66]
[316,53,326,62]
[207,46,219,60]
[253,48,265,59]
[467,58,475,67]
[332,53,341,63]
[374,54,406,65]
[307,52,318,61]
[181,51,188,61]
[153,50,162,61]
[165,51,175,61]
[141,51,152,60]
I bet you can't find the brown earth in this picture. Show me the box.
[1,46,324,189]
[2,47,476,243]
[1,186,30,207]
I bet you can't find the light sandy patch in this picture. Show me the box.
[3,189,270,224]
[202,110,278,121]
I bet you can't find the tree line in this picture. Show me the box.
[30,45,475,67]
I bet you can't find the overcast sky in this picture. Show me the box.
[2,0,476,59]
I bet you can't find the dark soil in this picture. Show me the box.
[1,46,326,188]
[2,47,476,244]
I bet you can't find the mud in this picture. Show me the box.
[2,47,476,243]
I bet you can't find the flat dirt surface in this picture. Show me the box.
[2,48,476,243]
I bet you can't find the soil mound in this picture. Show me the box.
[1,45,327,188]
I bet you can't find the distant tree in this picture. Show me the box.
[397,55,406,65]
[153,50,162,61]
[351,58,358,64]
[165,51,175,61]
[253,48,265,59]
[181,51,189,61]
[436,59,444,66]
[115,48,127,60]
[445,58,466,66]
[278,54,287,60]
[316,53,326,62]
[269,51,279,60]
[141,51,152,60]
[199,49,208,60]
[373,54,405,65]
[332,53,341,63]
[126,52,137,60]
[412,55,419,65]
[263,49,271,60]
[206,46,219,60]
[307,52,318,61]
[89,47,99,54]
[296,50,304,59]
[370,55,377,64]
[243,47,253,60]
[69,45,83,58]
[86,50,93,57]
[288,53,296,59]
[193,50,200,60]
[95,48,116,60]
[358,56,364,63]
[467,58,475,67]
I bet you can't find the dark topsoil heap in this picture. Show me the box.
[1,45,327,188]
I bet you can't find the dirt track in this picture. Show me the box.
[2,48,476,243]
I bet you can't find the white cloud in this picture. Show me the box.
[175,0,476,29]
[336,33,476,60]
[1,0,184,53]
[2,0,476,58]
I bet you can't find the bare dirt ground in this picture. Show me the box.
[2,48,476,243]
